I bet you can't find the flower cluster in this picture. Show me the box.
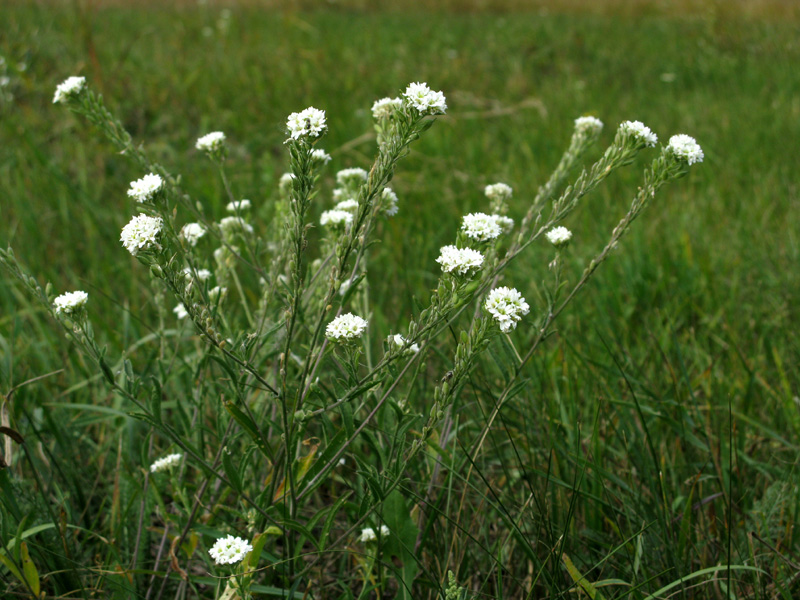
[436,245,484,276]
[121,214,163,256]
[320,209,353,228]
[325,313,368,342]
[484,287,530,333]
[127,173,164,203]
[381,187,399,216]
[311,149,332,164]
[180,223,206,246]
[574,116,604,135]
[286,106,326,139]
[371,97,402,120]
[150,453,182,473]
[219,216,254,235]
[389,334,420,354]
[53,290,88,315]
[334,199,359,212]
[336,168,368,188]
[667,134,704,165]
[279,172,295,196]
[359,526,390,543]
[173,303,188,320]
[196,131,226,153]
[620,120,658,147]
[545,226,572,247]
[403,82,447,115]
[462,213,502,242]
[484,183,512,203]
[208,535,253,566]
[492,215,514,234]
[53,76,85,104]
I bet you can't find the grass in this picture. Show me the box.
[1,2,799,599]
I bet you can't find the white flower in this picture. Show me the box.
[484,183,513,203]
[545,226,572,247]
[180,223,206,246]
[574,116,604,135]
[279,172,295,196]
[226,199,251,212]
[173,303,188,320]
[484,286,530,333]
[334,199,359,212]
[403,82,447,115]
[127,173,164,203]
[183,267,212,281]
[492,215,514,234]
[121,214,163,256]
[320,209,354,228]
[619,120,658,147]
[219,216,254,235]
[53,76,85,103]
[667,134,704,165]
[150,453,182,473]
[338,278,353,296]
[208,535,253,566]
[53,290,88,315]
[436,245,484,276]
[208,286,227,302]
[389,334,420,354]
[325,313,368,342]
[336,168,368,188]
[371,97,403,120]
[359,526,390,543]
[461,212,502,242]
[196,131,226,153]
[381,187,399,216]
[286,106,326,139]
[332,188,345,202]
[311,149,332,164]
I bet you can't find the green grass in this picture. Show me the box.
[1,3,799,599]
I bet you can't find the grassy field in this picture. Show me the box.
[1,2,799,599]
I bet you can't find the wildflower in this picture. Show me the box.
[208,286,227,302]
[53,290,88,315]
[183,267,212,281]
[619,120,658,147]
[492,215,514,234]
[371,97,402,120]
[336,168,368,188]
[208,535,253,566]
[325,313,368,342]
[484,287,530,333]
[332,188,345,202]
[279,172,295,196]
[320,209,353,228]
[403,82,447,115]
[196,131,226,153]
[173,303,188,320]
[150,453,182,473]
[381,187,399,216]
[461,212,502,242]
[180,223,206,246]
[286,106,326,140]
[484,183,512,203]
[574,116,604,135]
[219,216,254,236]
[338,278,353,296]
[127,173,164,203]
[436,245,484,276]
[389,334,420,354]
[359,526,391,543]
[311,148,332,164]
[667,134,704,165]
[53,76,85,103]
[545,226,572,247]
[121,214,163,256]
[334,199,359,212]
[226,199,251,212]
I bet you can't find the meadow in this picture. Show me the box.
[1,1,799,599]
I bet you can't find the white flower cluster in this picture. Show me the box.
[620,120,658,147]
[180,223,206,246]
[389,334,419,354]
[574,116,604,135]
[219,216,254,235]
[279,172,295,196]
[404,82,447,115]
[325,313,368,342]
[196,131,226,153]
[53,76,85,103]
[359,526,390,543]
[382,187,399,216]
[484,183,512,203]
[462,212,502,242]
[372,97,402,120]
[208,535,253,566]
[493,215,514,234]
[121,214,163,256]
[667,134,704,165]
[320,209,353,228]
[53,290,88,315]
[286,106,326,139]
[150,453,182,473]
[484,287,530,333]
[173,304,188,320]
[226,199,251,212]
[334,199,359,212]
[183,267,212,282]
[127,173,164,203]
[311,149,332,164]
[436,245,484,276]
[336,168,368,188]
[208,286,227,302]
[545,226,572,247]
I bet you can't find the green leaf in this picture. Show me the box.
[382,490,420,600]
[562,553,606,600]
[224,400,273,461]
[20,542,40,596]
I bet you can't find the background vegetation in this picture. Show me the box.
[1,1,799,598]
